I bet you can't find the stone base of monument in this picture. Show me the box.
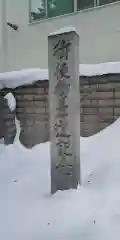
[51,164,80,194]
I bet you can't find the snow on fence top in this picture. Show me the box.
[0,62,120,89]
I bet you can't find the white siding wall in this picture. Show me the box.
[0,0,120,72]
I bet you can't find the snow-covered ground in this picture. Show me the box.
[0,116,120,239]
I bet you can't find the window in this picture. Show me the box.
[47,0,74,18]
[77,0,95,10]
[30,0,74,22]
[30,0,120,22]
[30,0,46,21]
[99,0,118,6]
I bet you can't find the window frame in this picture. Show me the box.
[29,0,76,22]
[29,0,120,23]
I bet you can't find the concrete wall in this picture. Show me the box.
[2,74,120,148]
[15,81,49,148]
[81,75,117,136]
[3,81,49,148]
[0,92,4,139]
[0,1,120,71]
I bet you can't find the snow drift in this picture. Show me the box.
[1,63,120,239]
[0,116,120,239]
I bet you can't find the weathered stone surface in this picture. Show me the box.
[48,30,80,193]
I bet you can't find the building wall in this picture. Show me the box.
[0,1,120,72]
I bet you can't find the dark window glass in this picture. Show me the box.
[77,0,95,10]
[99,0,118,6]
[30,0,74,21]
[47,0,74,18]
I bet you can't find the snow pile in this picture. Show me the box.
[13,116,23,148]
[4,92,16,112]
[0,61,120,89]
[80,61,120,76]
[4,92,23,148]
[49,26,77,36]
[0,118,120,239]
[0,68,48,89]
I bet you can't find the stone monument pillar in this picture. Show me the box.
[48,27,80,194]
